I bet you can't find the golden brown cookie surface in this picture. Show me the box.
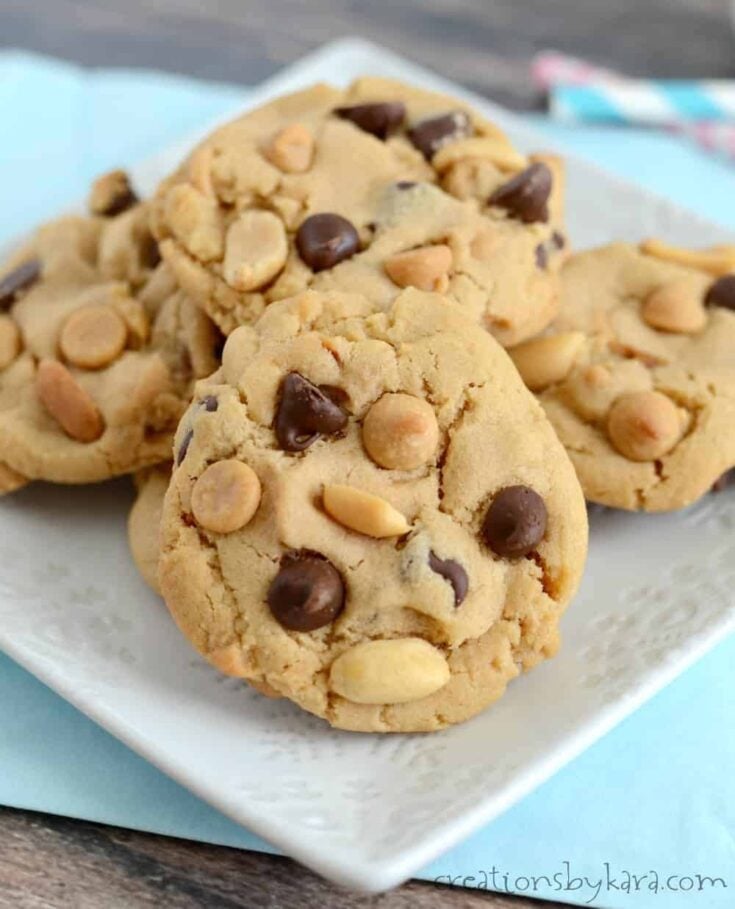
[0,184,221,486]
[159,288,587,732]
[510,242,735,511]
[152,78,566,346]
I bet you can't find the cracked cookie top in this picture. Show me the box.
[159,288,587,733]
[0,177,220,486]
[151,77,566,347]
[508,241,735,511]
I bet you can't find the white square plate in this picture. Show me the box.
[1,38,734,894]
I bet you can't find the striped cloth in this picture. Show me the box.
[532,50,735,159]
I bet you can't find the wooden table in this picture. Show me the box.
[1,1,733,906]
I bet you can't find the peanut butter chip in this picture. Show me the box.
[641,280,707,334]
[362,393,439,469]
[36,359,104,443]
[329,638,450,704]
[607,390,684,461]
[59,305,128,369]
[384,244,452,292]
[264,124,315,173]
[323,484,410,538]
[223,210,288,292]
[191,460,262,534]
[509,332,585,392]
[0,316,21,370]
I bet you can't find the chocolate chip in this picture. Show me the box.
[535,244,548,270]
[176,428,193,465]
[267,550,345,631]
[551,230,566,249]
[318,384,350,409]
[90,170,139,217]
[0,259,41,310]
[103,185,138,217]
[296,214,360,271]
[489,163,553,224]
[408,110,471,160]
[275,372,348,452]
[482,485,548,558]
[705,275,735,312]
[201,395,219,412]
[428,551,468,606]
[335,101,406,139]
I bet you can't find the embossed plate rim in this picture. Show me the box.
[0,38,734,893]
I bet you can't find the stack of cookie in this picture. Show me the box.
[1,77,731,733]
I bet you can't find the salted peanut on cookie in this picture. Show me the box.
[158,288,587,733]
[0,178,221,486]
[510,242,735,511]
[151,77,567,346]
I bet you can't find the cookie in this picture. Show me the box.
[158,288,587,733]
[0,461,27,495]
[128,465,171,593]
[0,181,221,485]
[509,241,735,510]
[152,77,566,347]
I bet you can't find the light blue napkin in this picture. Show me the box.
[1,51,734,908]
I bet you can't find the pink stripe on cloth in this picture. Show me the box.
[689,121,717,150]
[531,51,622,90]
[532,50,735,162]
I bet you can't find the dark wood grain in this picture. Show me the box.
[0,808,565,909]
[2,1,732,905]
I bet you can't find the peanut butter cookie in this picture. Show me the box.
[0,177,220,486]
[509,241,735,510]
[158,288,587,732]
[152,78,566,347]
[128,464,172,593]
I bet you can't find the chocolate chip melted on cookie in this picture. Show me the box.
[268,550,346,631]
[482,485,548,557]
[705,275,735,311]
[408,110,471,159]
[176,428,194,465]
[428,551,469,606]
[275,372,348,452]
[296,213,360,271]
[489,163,552,224]
[0,259,41,309]
[334,101,406,139]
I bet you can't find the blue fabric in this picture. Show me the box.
[658,83,725,122]
[553,82,731,125]
[1,51,734,907]
[553,86,630,126]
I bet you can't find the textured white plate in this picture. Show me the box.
[1,38,734,894]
